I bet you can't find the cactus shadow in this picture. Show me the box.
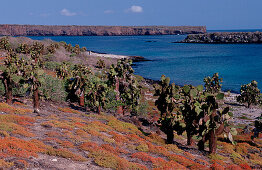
[173,140,210,155]
[69,103,86,112]
[224,102,245,107]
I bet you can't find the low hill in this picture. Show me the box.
[0,25,206,36]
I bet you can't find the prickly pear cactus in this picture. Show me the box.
[16,43,30,54]
[108,59,140,115]
[204,73,223,94]
[0,51,21,104]
[20,58,45,113]
[154,75,180,144]
[86,76,108,114]
[252,114,262,139]
[56,62,71,80]
[67,64,92,106]
[237,80,260,108]
[73,44,81,54]
[198,95,235,153]
[47,43,57,54]
[0,37,11,51]
[178,84,205,145]
[96,59,106,69]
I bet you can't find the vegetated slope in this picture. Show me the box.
[0,99,261,169]
[0,36,261,169]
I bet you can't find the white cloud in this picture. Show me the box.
[104,10,114,14]
[60,8,76,16]
[128,5,143,13]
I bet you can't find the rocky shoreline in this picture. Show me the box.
[178,32,262,43]
[86,50,146,61]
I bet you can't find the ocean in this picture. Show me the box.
[29,32,262,93]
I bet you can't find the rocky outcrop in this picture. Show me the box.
[180,32,262,43]
[0,25,206,36]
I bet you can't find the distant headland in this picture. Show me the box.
[0,24,206,36]
[179,32,262,44]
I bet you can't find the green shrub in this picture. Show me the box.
[137,101,149,117]
[40,74,67,102]
[44,61,60,71]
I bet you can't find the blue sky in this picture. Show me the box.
[1,0,261,30]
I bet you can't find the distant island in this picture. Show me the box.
[0,24,206,36]
[179,32,262,43]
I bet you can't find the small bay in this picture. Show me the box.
[29,33,262,93]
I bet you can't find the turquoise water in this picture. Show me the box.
[29,35,262,93]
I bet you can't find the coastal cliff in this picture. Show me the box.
[0,25,206,36]
[180,32,262,43]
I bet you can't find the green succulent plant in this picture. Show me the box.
[47,43,57,54]
[86,76,108,114]
[178,84,205,145]
[108,59,141,115]
[96,59,106,69]
[0,51,21,104]
[56,62,71,80]
[73,44,81,54]
[154,75,180,144]
[16,43,30,54]
[237,80,260,108]
[67,64,92,107]
[198,95,235,153]
[0,37,11,51]
[204,73,223,94]
[20,58,45,113]
[252,114,262,139]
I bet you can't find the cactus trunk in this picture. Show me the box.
[79,91,85,107]
[166,129,174,144]
[3,77,12,104]
[186,132,194,146]
[209,129,217,153]
[98,106,101,114]
[115,77,123,114]
[215,123,225,136]
[33,86,40,113]
[247,102,251,108]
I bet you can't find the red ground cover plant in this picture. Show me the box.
[239,163,252,170]
[131,152,186,169]
[109,131,129,144]
[168,154,196,167]
[0,137,44,159]
[146,142,170,156]
[210,162,225,170]
[0,103,32,114]
[226,164,243,170]
[58,107,81,114]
